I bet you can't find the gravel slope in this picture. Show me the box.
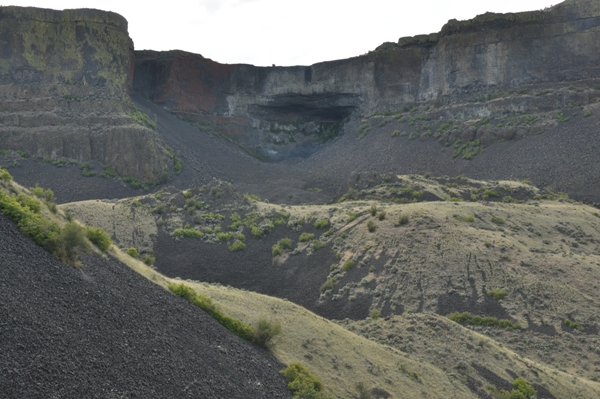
[0,214,291,399]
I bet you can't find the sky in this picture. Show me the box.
[6,0,561,66]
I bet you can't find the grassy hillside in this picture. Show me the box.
[63,175,600,387]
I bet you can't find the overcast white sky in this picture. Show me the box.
[7,1,560,66]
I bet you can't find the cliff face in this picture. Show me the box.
[134,0,600,160]
[0,7,172,183]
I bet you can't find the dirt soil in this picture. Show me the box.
[0,214,291,399]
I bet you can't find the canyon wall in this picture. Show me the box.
[134,0,600,160]
[0,7,172,182]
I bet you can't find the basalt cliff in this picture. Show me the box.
[134,0,600,160]
[0,7,173,183]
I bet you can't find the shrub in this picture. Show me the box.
[0,190,62,255]
[143,255,156,266]
[102,165,119,178]
[0,168,12,182]
[484,241,493,248]
[228,240,246,252]
[16,194,41,213]
[564,318,584,331]
[173,156,182,175]
[347,211,358,223]
[367,220,376,233]
[448,312,520,329]
[312,240,326,250]
[377,211,386,221]
[217,232,234,242]
[278,238,292,249]
[154,203,166,214]
[342,259,355,272]
[272,238,292,256]
[55,222,89,263]
[370,309,381,319]
[491,216,505,225]
[397,214,409,225]
[487,288,507,300]
[85,226,112,251]
[320,278,336,293]
[253,318,282,348]
[127,247,140,258]
[313,218,329,229]
[30,184,55,203]
[183,190,193,199]
[483,189,499,198]
[173,228,204,239]
[251,225,263,239]
[169,283,255,341]
[280,363,329,398]
[370,204,377,216]
[299,232,315,242]
[412,190,423,199]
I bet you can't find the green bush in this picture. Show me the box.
[0,190,64,258]
[346,211,358,223]
[487,288,507,300]
[251,225,263,239]
[377,211,386,221]
[342,259,355,272]
[57,222,89,263]
[173,228,204,239]
[253,318,282,348]
[320,278,336,293]
[0,168,12,182]
[102,165,119,178]
[272,238,292,257]
[127,247,140,258]
[30,184,55,203]
[448,312,520,330]
[85,226,112,251]
[183,190,193,199]
[369,204,377,216]
[299,232,315,242]
[370,309,381,319]
[491,216,505,225]
[312,240,326,250]
[217,232,234,242]
[280,363,331,399]
[313,218,329,230]
[173,156,182,175]
[228,240,246,252]
[143,255,156,266]
[564,318,584,331]
[169,283,256,342]
[484,189,500,198]
[367,220,376,233]
[397,214,409,225]
[16,194,41,213]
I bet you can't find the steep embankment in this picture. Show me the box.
[0,211,291,398]
[0,7,172,183]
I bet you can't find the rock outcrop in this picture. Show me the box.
[0,7,173,183]
[134,0,600,160]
